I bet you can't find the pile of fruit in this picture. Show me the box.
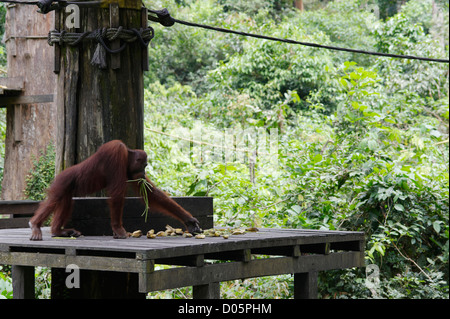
[128,225,259,240]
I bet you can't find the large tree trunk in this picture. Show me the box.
[1,6,56,200]
[50,1,147,298]
[56,2,144,170]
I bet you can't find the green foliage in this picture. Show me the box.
[24,143,56,201]
[0,4,7,68]
[221,276,292,299]
[146,0,239,89]
[143,0,448,299]
[0,265,12,299]
[373,10,448,98]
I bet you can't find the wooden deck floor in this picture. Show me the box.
[0,227,363,257]
[0,227,365,297]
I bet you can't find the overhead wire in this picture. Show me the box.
[148,8,449,64]
[0,1,448,63]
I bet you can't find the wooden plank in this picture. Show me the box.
[0,94,54,107]
[1,227,365,298]
[0,227,364,261]
[0,200,39,230]
[0,251,150,273]
[55,21,79,172]
[109,3,121,69]
[13,104,22,142]
[141,7,149,71]
[68,197,214,236]
[0,77,24,91]
[0,200,39,215]
[53,9,61,74]
[0,218,30,229]
[8,4,17,57]
[0,196,213,233]
[139,251,364,293]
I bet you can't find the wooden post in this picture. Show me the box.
[294,271,318,299]
[12,266,35,299]
[193,282,221,299]
[51,0,148,298]
[55,0,145,172]
[1,5,56,200]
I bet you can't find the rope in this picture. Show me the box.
[48,27,154,49]
[148,8,449,64]
[48,27,154,68]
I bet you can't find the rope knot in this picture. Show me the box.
[109,26,124,41]
[148,8,175,27]
[46,25,155,69]
[93,28,108,42]
[59,30,67,45]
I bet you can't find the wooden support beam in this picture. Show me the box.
[12,265,35,299]
[13,104,22,142]
[0,94,54,108]
[140,252,363,293]
[294,271,318,299]
[0,77,24,93]
[51,268,147,299]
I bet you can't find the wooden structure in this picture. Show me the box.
[0,196,214,298]
[1,0,154,296]
[0,198,365,299]
[1,5,56,200]
[54,0,148,171]
[0,221,365,299]
[0,197,213,232]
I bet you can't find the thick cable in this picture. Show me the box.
[148,8,449,64]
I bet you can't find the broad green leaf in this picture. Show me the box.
[312,153,323,164]
[433,221,441,234]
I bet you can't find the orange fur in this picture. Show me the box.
[29,140,200,240]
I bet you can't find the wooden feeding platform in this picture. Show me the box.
[0,198,365,299]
